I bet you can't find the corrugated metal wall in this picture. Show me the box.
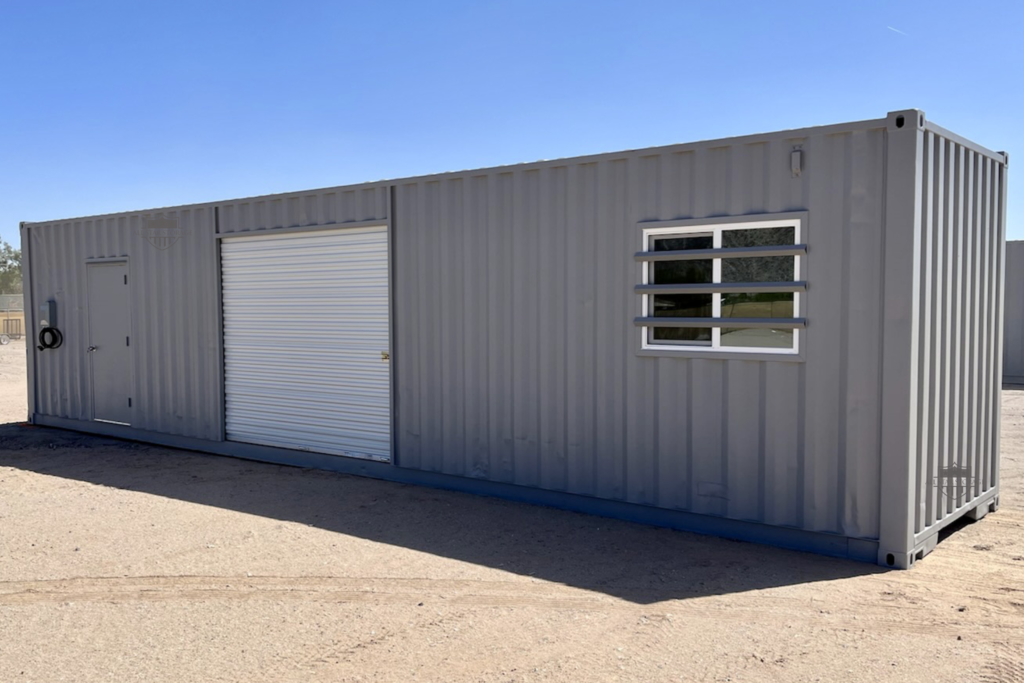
[26,208,221,438]
[1003,241,1024,381]
[25,185,391,441]
[393,123,890,540]
[912,129,1006,539]
[217,185,389,235]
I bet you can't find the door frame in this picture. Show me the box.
[85,257,134,425]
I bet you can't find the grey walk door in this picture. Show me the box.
[87,261,132,424]
[221,226,392,461]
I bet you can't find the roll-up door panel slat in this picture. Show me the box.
[221,226,391,461]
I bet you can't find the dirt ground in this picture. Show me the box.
[0,341,1022,682]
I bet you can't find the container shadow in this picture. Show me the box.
[0,423,884,604]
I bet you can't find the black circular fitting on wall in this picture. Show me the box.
[38,327,64,350]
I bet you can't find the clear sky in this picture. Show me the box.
[1,0,1020,248]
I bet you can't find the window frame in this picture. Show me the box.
[637,215,806,358]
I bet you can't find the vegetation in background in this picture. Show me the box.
[0,242,22,294]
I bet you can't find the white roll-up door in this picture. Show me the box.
[221,226,391,461]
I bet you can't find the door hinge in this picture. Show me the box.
[128,397,132,407]
[126,336,130,346]
[124,274,128,285]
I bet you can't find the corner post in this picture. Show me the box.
[992,150,1009,499]
[20,221,36,423]
[878,110,926,568]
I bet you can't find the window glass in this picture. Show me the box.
[720,328,794,349]
[650,234,713,344]
[721,226,794,248]
[654,234,714,251]
[651,291,712,341]
[652,327,712,343]
[721,256,794,283]
[720,292,794,319]
[720,226,795,283]
[651,235,713,286]
[653,261,712,285]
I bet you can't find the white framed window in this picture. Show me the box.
[636,218,806,356]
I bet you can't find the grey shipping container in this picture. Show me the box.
[1004,241,1024,382]
[21,109,1008,568]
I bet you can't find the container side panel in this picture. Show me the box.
[393,127,888,539]
[27,209,220,439]
[539,166,570,493]
[913,133,1007,540]
[420,182,445,473]
[463,175,492,479]
[563,164,598,496]
[393,183,422,469]
[513,169,542,489]
[21,224,36,421]
[626,158,658,505]
[441,178,467,476]
[1003,242,1024,380]
[217,186,389,235]
[842,129,885,538]
[763,363,802,527]
[802,133,846,533]
[969,156,985,501]
[725,360,762,521]
[993,161,1008,494]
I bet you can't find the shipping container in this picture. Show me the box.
[1004,241,1024,382]
[21,109,1007,568]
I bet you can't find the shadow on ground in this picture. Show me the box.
[0,422,890,603]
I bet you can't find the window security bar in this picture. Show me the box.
[634,244,807,262]
[635,281,807,295]
[634,317,807,329]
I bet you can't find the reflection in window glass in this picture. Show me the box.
[652,327,712,343]
[651,290,712,343]
[652,293,713,317]
[654,234,714,251]
[720,227,795,283]
[722,226,794,248]
[652,234,713,286]
[649,234,714,344]
[720,292,794,319]
[721,256,794,283]
[720,327,794,349]
[653,260,712,285]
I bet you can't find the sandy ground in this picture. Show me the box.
[0,341,1022,682]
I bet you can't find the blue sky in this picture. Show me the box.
[1,0,1020,248]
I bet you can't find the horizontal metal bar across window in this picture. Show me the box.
[634,317,807,329]
[634,244,807,262]
[635,281,807,295]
